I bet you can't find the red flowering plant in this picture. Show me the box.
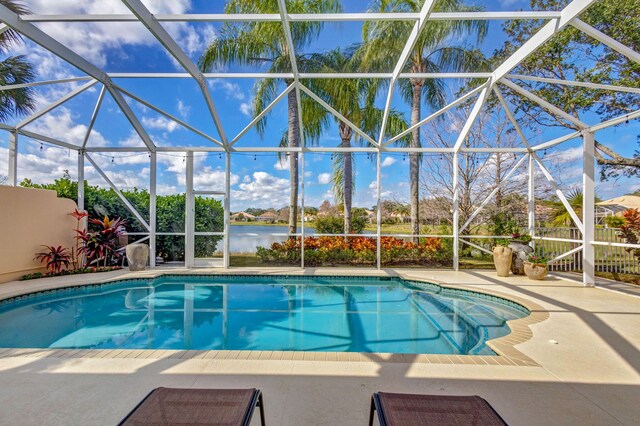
[68,208,89,269]
[618,209,640,263]
[256,236,446,266]
[34,245,72,273]
[76,215,127,267]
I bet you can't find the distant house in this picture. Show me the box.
[231,212,256,222]
[596,195,640,224]
[255,211,278,223]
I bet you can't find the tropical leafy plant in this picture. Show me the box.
[314,213,366,235]
[604,215,625,228]
[0,0,36,122]
[618,209,640,263]
[34,245,71,273]
[21,177,224,261]
[526,254,548,265]
[511,232,532,243]
[76,216,127,267]
[256,236,446,266]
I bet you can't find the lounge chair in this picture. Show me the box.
[119,387,265,426]
[369,392,507,426]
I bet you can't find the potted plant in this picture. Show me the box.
[524,254,548,280]
[492,239,513,277]
[509,232,533,275]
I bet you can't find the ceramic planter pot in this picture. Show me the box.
[126,243,149,271]
[492,246,513,277]
[524,261,548,280]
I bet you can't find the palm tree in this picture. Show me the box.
[0,0,36,122]
[304,48,408,233]
[198,0,340,235]
[546,189,600,227]
[362,0,487,242]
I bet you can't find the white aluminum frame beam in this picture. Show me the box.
[116,85,223,146]
[493,86,532,150]
[0,3,157,152]
[230,83,295,146]
[81,85,106,149]
[385,83,487,146]
[452,85,491,151]
[377,0,438,145]
[22,11,563,23]
[299,83,378,146]
[459,154,528,233]
[121,0,229,148]
[107,72,492,79]
[507,74,640,95]
[492,0,599,82]
[85,153,151,231]
[500,79,588,129]
[16,80,97,129]
[571,19,640,65]
[0,76,92,91]
[532,153,584,233]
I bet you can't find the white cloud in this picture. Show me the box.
[23,1,211,70]
[381,157,397,168]
[231,171,290,209]
[317,173,331,184]
[142,116,179,133]
[239,102,252,117]
[208,79,246,100]
[274,159,287,171]
[176,100,190,119]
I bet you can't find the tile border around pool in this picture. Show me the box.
[0,270,548,367]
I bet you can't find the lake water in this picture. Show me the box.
[229,225,312,254]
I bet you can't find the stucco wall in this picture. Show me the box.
[0,186,78,283]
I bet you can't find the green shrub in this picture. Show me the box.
[314,214,365,234]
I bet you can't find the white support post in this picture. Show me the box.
[300,149,306,269]
[528,153,535,241]
[185,151,194,268]
[77,150,85,212]
[452,153,459,271]
[8,130,17,186]
[149,152,157,268]
[583,132,595,286]
[376,151,382,270]
[224,152,231,268]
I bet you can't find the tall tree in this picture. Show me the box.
[0,0,36,122]
[362,0,487,242]
[305,49,408,233]
[198,0,340,234]
[494,0,640,179]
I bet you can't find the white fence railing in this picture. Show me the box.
[533,227,639,274]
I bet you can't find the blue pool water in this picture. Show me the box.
[0,276,528,355]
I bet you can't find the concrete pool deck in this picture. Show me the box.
[0,268,638,425]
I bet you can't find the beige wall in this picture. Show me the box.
[0,186,78,283]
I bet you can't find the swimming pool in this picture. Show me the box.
[0,275,528,355]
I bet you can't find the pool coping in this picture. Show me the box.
[0,269,548,367]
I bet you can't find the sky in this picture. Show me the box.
[0,0,639,213]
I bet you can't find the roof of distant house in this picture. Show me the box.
[597,195,640,210]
